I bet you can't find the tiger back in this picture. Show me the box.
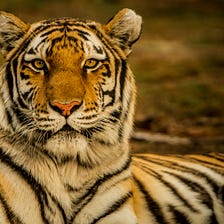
[0,9,223,224]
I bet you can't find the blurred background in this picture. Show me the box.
[0,0,224,154]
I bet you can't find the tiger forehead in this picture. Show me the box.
[26,21,106,62]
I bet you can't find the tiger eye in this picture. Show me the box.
[31,59,46,70]
[84,59,99,69]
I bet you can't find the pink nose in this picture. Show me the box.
[51,101,81,116]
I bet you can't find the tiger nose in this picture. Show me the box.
[51,101,81,117]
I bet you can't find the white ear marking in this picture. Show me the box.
[0,11,28,56]
[104,8,142,56]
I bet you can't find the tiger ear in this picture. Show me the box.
[104,8,142,56]
[0,11,28,57]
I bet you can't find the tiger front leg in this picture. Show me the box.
[72,202,137,224]
[72,187,137,224]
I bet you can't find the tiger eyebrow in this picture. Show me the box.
[23,56,44,63]
[102,57,109,61]
[93,45,103,54]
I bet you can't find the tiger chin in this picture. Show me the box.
[0,9,223,224]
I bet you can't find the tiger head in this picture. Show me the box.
[0,9,142,162]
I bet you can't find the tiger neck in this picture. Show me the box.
[0,130,131,218]
[1,130,131,188]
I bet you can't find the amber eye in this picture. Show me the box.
[84,59,99,69]
[31,59,46,71]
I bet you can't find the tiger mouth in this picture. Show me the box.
[37,123,93,142]
[59,124,92,139]
[60,124,75,132]
[45,124,78,141]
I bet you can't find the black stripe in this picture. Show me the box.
[67,35,78,43]
[103,86,115,107]
[75,29,90,41]
[14,107,29,125]
[138,163,199,213]
[42,149,74,167]
[159,175,199,212]
[110,109,121,121]
[0,148,66,224]
[208,214,219,224]
[26,47,35,54]
[40,27,64,38]
[103,59,119,108]
[5,58,29,125]
[119,59,126,102]
[33,36,49,53]
[135,155,221,195]
[20,71,30,80]
[4,108,13,127]
[165,171,217,210]
[21,89,33,102]
[118,126,124,142]
[165,171,219,223]
[4,64,17,129]
[93,45,103,55]
[7,34,31,62]
[119,75,133,142]
[101,63,111,78]
[76,152,98,169]
[89,192,132,224]
[5,57,34,126]
[165,172,212,204]
[6,63,14,102]
[16,94,29,110]
[169,205,191,224]
[208,154,224,163]
[101,60,121,108]
[133,175,168,224]
[187,155,224,170]
[6,23,51,64]
[0,149,49,224]
[93,137,115,147]
[52,197,67,224]
[49,36,64,48]
[70,156,131,221]
[0,192,24,224]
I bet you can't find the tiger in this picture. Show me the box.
[0,8,223,224]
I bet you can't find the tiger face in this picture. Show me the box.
[0,9,142,158]
[17,21,114,133]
